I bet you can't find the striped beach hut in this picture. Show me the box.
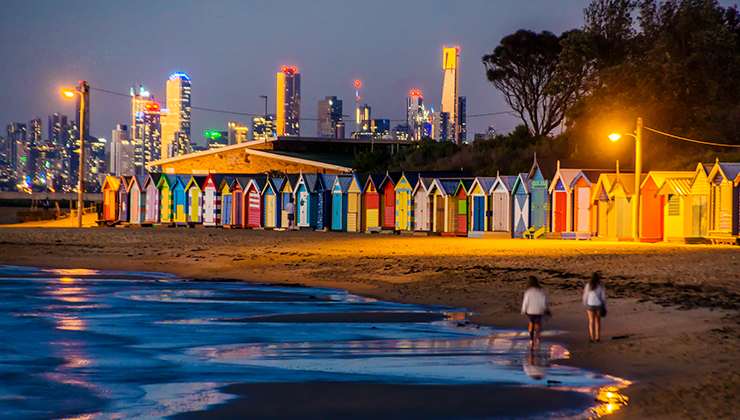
[468,177,496,236]
[295,173,320,229]
[185,175,207,224]
[655,176,696,242]
[412,177,435,232]
[454,179,474,236]
[707,161,740,238]
[229,177,250,228]
[156,174,177,223]
[143,173,162,224]
[345,174,363,232]
[262,177,285,229]
[490,174,518,236]
[280,174,299,228]
[219,176,235,227]
[639,171,694,242]
[171,175,190,225]
[127,175,147,224]
[511,173,531,238]
[363,174,386,232]
[330,175,351,231]
[395,173,418,231]
[118,176,132,223]
[245,177,267,228]
[202,174,225,227]
[101,176,120,221]
[379,173,402,230]
[567,170,603,238]
[548,164,581,233]
[428,178,463,234]
[316,174,336,231]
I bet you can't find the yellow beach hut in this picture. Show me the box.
[707,161,740,240]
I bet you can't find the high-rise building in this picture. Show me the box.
[161,72,192,159]
[359,104,371,133]
[6,123,27,184]
[142,101,161,173]
[276,66,300,136]
[29,118,42,147]
[131,85,150,174]
[458,96,467,144]
[252,115,276,142]
[48,113,67,146]
[370,119,390,138]
[227,122,249,145]
[110,124,135,176]
[441,46,460,143]
[433,111,451,142]
[317,96,343,138]
[406,91,433,141]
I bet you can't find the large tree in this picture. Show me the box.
[482,30,578,138]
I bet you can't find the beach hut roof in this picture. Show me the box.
[401,172,420,190]
[455,179,475,195]
[102,175,121,191]
[263,177,285,194]
[472,177,497,194]
[364,173,386,191]
[143,173,162,188]
[411,176,433,195]
[491,175,518,193]
[248,176,267,192]
[334,174,354,193]
[383,171,404,187]
[655,178,693,196]
[298,173,320,193]
[608,173,646,196]
[568,170,604,189]
[231,176,252,190]
[590,173,617,203]
[691,163,713,185]
[436,179,462,196]
[185,175,208,191]
[708,162,740,184]
[319,174,337,191]
[640,171,694,190]
[285,174,300,190]
[511,173,531,194]
[119,175,132,191]
[548,168,582,193]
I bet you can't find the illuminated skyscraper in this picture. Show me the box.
[142,101,161,173]
[317,96,343,138]
[406,91,431,141]
[131,85,150,174]
[441,46,460,143]
[359,104,371,133]
[276,66,300,136]
[227,122,249,145]
[48,113,67,146]
[29,118,42,147]
[252,115,276,141]
[458,96,467,144]
[110,124,134,176]
[6,123,26,183]
[161,72,192,159]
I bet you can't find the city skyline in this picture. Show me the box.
[1,0,617,146]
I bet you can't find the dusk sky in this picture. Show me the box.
[4,0,731,146]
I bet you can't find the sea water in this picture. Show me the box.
[0,265,626,420]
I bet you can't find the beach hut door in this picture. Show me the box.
[299,191,309,226]
[692,196,708,237]
[577,188,590,232]
[332,192,342,230]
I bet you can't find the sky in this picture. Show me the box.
[0,0,657,146]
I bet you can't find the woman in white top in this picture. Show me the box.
[583,271,607,342]
[521,275,549,349]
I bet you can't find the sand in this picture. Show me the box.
[1,225,739,419]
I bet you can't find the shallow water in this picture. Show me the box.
[0,265,626,420]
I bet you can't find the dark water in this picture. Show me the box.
[0,265,627,420]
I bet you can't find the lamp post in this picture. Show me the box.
[62,81,88,228]
[609,117,643,241]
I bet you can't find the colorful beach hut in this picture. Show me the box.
[566,170,603,238]
[202,174,224,227]
[280,174,299,228]
[219,176,234,227]
[395,173,418,231]
[118,175,132,223]
[127,175,147,224]
[527,156,553,233]
[101,176,120,221]
[262,177,285,229]
[607,172,645,240]
[655,176,695,242]
[156,174,176,224]
[707,161,740,238]
[639,171,694,242]
[185,175,207,224]
[171,175,190,225]
[143,173,162,224]
[412,177,435,232]
[511,173,531,238]
[363,174,386,232]
[379,173,402,230]
[316,174,336,231]
[229,177,250,228]
[295,173,320,229]
[245,177,267,228]
[490,174,518,235]
[467,177,496,236]
[548,164,581,233]
[454,180,473,236]
[428,178,463,234]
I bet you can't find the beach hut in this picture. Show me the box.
[295,173,320,229]
[101,176,120,221]
[590,173,618,239]
[316,174,336,231]
[363,174,386,232]
[171,175,190,225]
[490,174,518,236]
[566,170,603,239]
[548,164,581,233]
[467,177,496,236]
[127,175,147,224]
[655,177,695,242]
[185,175,207,224]
[707,161,740,238]
[245,177,267,228]
[428,178,463,234]
[607,172,646,240]
[454,179,474,236]
[229,177,250,228]
[346,174,363,232]
[330,175,351,231]
[202,174,224,227]
[526,156,553,233]
[511,173,531,238]
[395,173,418,231]
[279,174,299,228]
[219,176,234,227]
[379,172,402,230]
[118,175,132,223]
[412,177,435,232]
[156,174,177,224]
[143,173,162,224]
[262,177,285,229]
[639,171,694,242]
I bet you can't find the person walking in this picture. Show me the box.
[521,275,549,349]
[285,197,297,230]
[583,271,607,342]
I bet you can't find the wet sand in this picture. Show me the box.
[1,226,739,419]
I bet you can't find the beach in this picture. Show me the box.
[1,225,739,419]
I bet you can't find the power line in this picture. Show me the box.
[644,126,740,148]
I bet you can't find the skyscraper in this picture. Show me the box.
[441,46,460,143]
[406,91,431,141]
[458,96,467,144]
[110,124,135,176]
[6,123,26,183]
[317,96,343,138]
[161,72,192,159]
[252,115,276,142]
[276,66,300,136]
[28,118,42,147]
[227,122,249,145]
[358,104,371,133]
[142,101,161,173]
[48,113,67,146]
[131,85,150,174]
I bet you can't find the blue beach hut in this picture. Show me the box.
[317,174,337,231]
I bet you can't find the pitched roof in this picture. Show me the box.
[656,178,693,196]
[319,174,337,191]
[640,171,694,189]
[365,174,386,191]
[299,173,320,193]
[492,175,518,193]
[473,177,497,193]
[335,174,354,193]
[512,173,530,194]
[709,162,740,183]
[549,168,582,193]
[144,173,162,188]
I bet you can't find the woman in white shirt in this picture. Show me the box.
[521,275,549,349]
[583,271,607,342]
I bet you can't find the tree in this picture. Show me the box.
[482,30,577,139]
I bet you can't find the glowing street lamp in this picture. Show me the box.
[609,117,643,241]
[61,81,89,228]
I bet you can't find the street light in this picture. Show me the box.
[61,81,89,228]
[609,117,643,241]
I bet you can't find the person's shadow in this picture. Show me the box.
[522,350,546,380]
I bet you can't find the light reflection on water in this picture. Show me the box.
[0,265,629,420]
